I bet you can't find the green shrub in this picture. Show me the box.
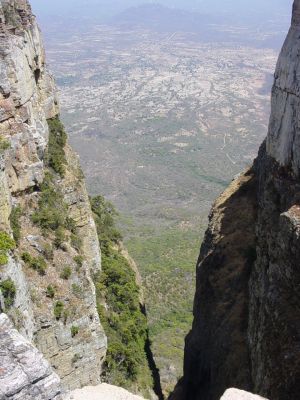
[74,255,84,269]
[30,256,47,275]
[54,301,64,320]
[72,283,83,298]
[65,217,77,233]
[71,325,79,337]
[0,137,10,153]
[46,117,67,177]
[91,195,152,388]
[9,206,22,244]
[32,173,67,232]
[0,232,16,266]
[21,252,32,263]
[70,233,82,252]
[94,234,148,385]
[54,227,66,249]
[90,195,122,254]
[22,252,47,276]
[43,243,54,260]
[63,309,69,324]
[46,285,56,299]
[60,266,72,280]
[0,278,16,308]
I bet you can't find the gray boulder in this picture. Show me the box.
[0,313,64,400]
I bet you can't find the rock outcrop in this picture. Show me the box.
[0,0,106,392]
[69,384,146,400]
[0,313,63,400]
[220,389,268,400]
[172,1,300,399]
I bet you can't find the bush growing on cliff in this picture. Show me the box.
[54,301,64,320]
[46,285,56,299]
[9,206,22,244]
[43,243,54,260]
[95,250,148,385]
[21,252,47,276]
[0,278,16,308]
[71,325,79,337]
[0,137,10,153]
[90,195,122,253]
[54,227,66,249]
[74,255,84,269]
[32,173,84,254]
[32,172,67,232]
[0,232,16,266]
[91,195,152,391]
[72,283,83,298]
[70,233,82,252]
[60,266,72,280]
[46,117,67,177]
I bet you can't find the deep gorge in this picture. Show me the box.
[0,1,299,400]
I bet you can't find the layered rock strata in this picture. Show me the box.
[0,0,106,392]
[173,1,300,399]
[0,313,63,400]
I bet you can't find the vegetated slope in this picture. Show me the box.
[90,195,156,398]
[170,1,300,399]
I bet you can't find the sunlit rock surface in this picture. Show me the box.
[220,389,268,400]
[68,384,146,400]
[0,313,63,400]
[0,0,107,391]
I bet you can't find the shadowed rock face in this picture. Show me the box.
[171,1,300,399]
[292,0,300,26]
[267,0,300,175]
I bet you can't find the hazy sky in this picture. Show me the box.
[30,0,293,22]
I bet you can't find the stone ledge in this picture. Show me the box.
[220,389,268,400]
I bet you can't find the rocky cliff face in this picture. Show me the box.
[172,1,300,399]
[0,313,63,400]
[0,0,106,393]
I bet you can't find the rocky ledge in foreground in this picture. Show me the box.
[0,313,63,400]
[220,389,268,400]
[68,384,146,400]
[69,386,266,400]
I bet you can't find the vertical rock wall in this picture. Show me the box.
[0,0,107,392]
[174,1,300,399]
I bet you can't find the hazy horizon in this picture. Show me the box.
[30,0,292,26]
